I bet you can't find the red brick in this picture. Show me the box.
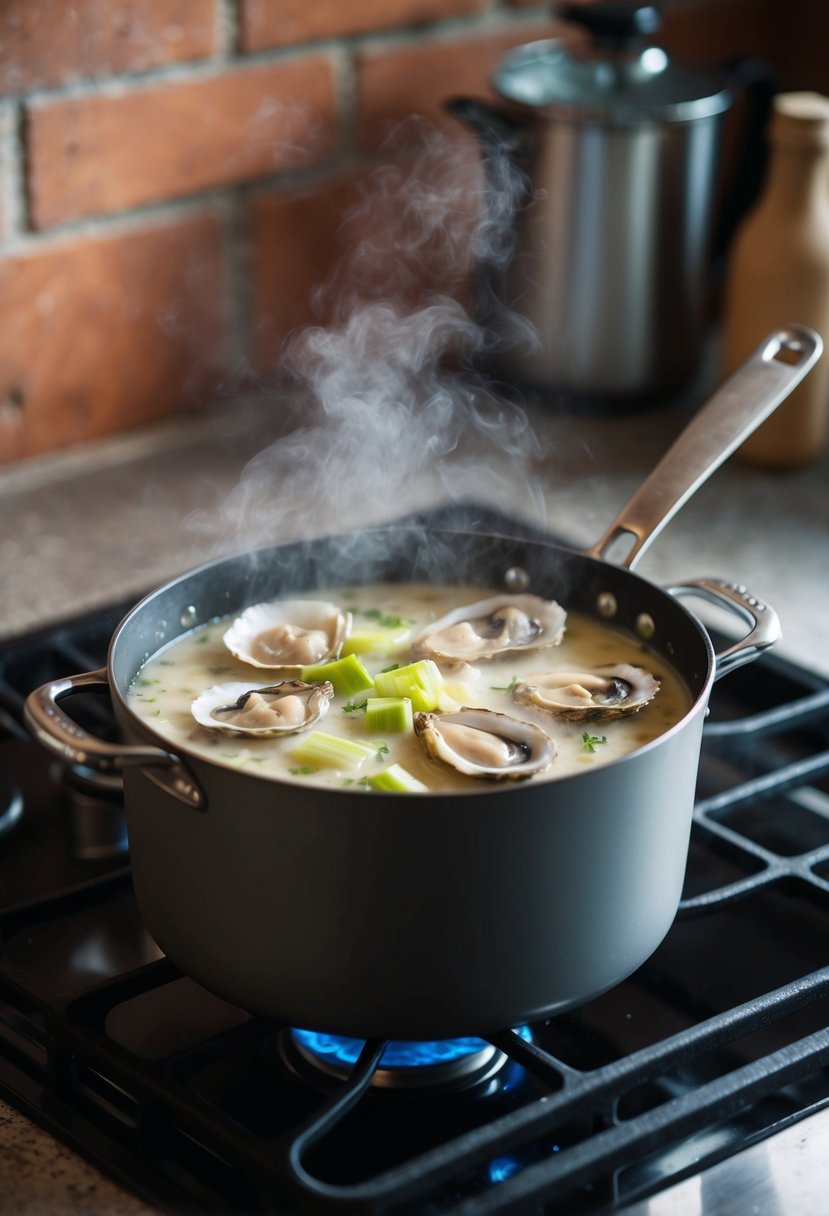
[239,0,484,53]
[356,24,553,146]
[0,0,217,96]
[27,57,337,230]
[0,213,225,463]
[250,176,359,375]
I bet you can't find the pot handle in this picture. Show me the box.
[667,578,781,680]
[584,325,823,570]
[24,669,205,809]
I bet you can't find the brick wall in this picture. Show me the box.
[0,0,823,464]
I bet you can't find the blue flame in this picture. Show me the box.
[488,1142,559,1186]
[489,1155,521,1183]
[292,1025,532,1070]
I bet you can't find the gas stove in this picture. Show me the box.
[2,509,829,1215]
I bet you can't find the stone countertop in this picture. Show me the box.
[0,384,828,1213]
[1,385,828,674]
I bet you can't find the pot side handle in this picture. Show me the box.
[584,325,822,571]
[24,669,205,810]
[667,578,781,680]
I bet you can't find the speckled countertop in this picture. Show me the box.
[1,381,828,1212]
[2,382,828,671]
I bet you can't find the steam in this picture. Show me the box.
[190,119,550,572]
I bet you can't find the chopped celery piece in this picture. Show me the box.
[438,682,472,711]
[291,731,374,771]
[341,626,411,657]
[367,765,428,793]
[301,653,374,696]
[364,696,413,734]
[372,659,444,712]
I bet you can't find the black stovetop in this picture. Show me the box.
[2,515,829,1215]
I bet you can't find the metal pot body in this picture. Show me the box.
[106,529,715,1039]
[494,113,722,398]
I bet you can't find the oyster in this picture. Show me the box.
[413,706,555,781]
[223,599,351,670]
[411,594,566,663]
[514,664,660,722]
[191,679,334,737]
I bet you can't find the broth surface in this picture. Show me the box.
[128,582,692,792]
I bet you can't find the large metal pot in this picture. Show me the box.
[25,327,819,1039]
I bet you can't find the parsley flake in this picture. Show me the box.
[581,732,608,753]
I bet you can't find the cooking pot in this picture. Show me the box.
[25,326,820,1040]
[448,3,776,400]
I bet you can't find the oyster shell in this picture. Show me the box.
[223,599,351,670]
[514,664,660,722]
[191,679,334,737]
[411,594,566,663]
[413,706,555,781]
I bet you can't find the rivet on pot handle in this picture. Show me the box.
[24,669,205,810]
[667,578,781,680]
[584,325,823,571]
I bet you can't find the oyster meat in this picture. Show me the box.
[514,664,660,722]
[223,599,351,670]
[413,706,555,781]
[411,594,566,663]
[191,679,334,737]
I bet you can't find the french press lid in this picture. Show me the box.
[493,3,732,123]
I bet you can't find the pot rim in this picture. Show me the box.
[107,525,718,801]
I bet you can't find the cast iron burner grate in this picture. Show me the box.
[1,507,829,1214]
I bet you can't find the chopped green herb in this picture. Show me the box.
[361,609,413,629]
[159,660,174,667]
[341,697,368,714]
[581,732,608,753]
[208,665,234,676]
[379,663,400,673]
[491,675,519,693]
[196,634,210,645]
[139,678,160,687]
[342,776,372,789]
[290,765,317,776]
[372,741,390,762]
[143,697,158,704]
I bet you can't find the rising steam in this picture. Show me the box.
[191,119,549,568]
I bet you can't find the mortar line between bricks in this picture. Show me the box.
[333,44,359,159]
[218,190,254,377]
[215,0,240,58]
[4,6,551,108]
[0,102,29,239]
[0,152,361,256]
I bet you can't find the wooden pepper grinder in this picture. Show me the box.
[723,91,829,468]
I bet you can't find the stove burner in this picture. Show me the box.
[0,772,24,839]
[286,1026,532,1090]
